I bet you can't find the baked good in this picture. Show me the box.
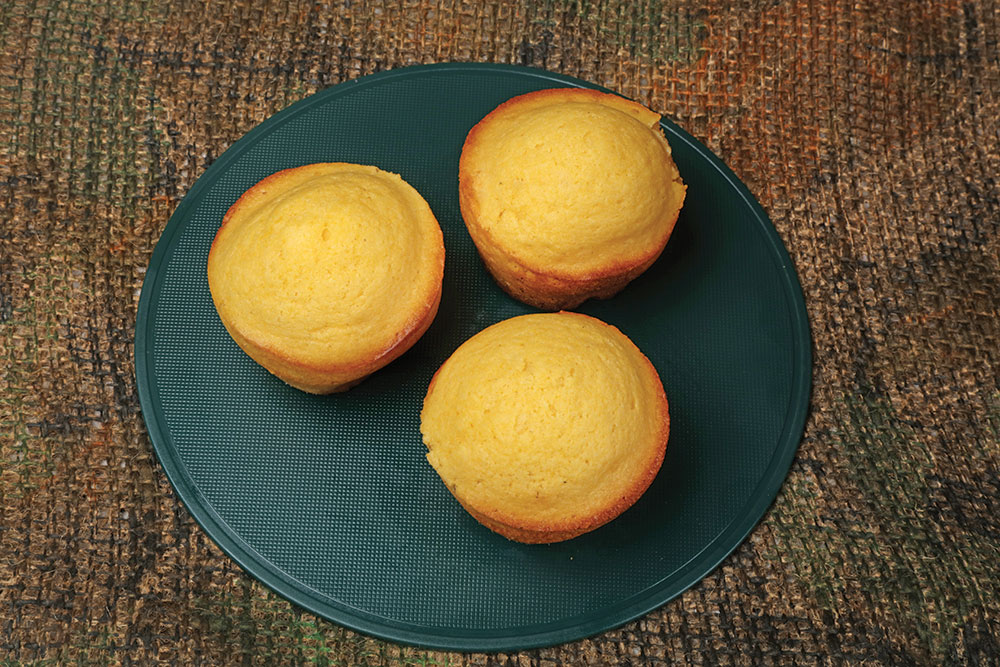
[420,311,669,543]
[207,163,444,394]
[458,88,687,310]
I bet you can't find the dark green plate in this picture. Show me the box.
[135,63,811,651]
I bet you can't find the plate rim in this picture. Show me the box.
[134,61,812,652]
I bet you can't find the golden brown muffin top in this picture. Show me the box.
[208,163,444,370]
[421,312,668,536]
[460,89,686,277]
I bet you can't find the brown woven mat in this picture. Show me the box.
[2,0,999,663]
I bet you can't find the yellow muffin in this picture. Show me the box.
[420,312,669,543]
[207,163,444,394]
[459,88,687,310]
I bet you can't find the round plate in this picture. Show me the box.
[135,63,811,651]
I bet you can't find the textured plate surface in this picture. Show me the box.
[135,63,811,651]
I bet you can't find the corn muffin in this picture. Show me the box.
[420,312,669,543]
[459,88,687,310]
[207,163,444,394]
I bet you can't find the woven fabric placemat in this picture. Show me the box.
[2,0,998,664]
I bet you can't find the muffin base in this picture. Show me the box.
[217,287,441,394]
[465,207,680,311]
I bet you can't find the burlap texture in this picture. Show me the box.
[1,0,998,664]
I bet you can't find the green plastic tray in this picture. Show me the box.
[135,63,811,651]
